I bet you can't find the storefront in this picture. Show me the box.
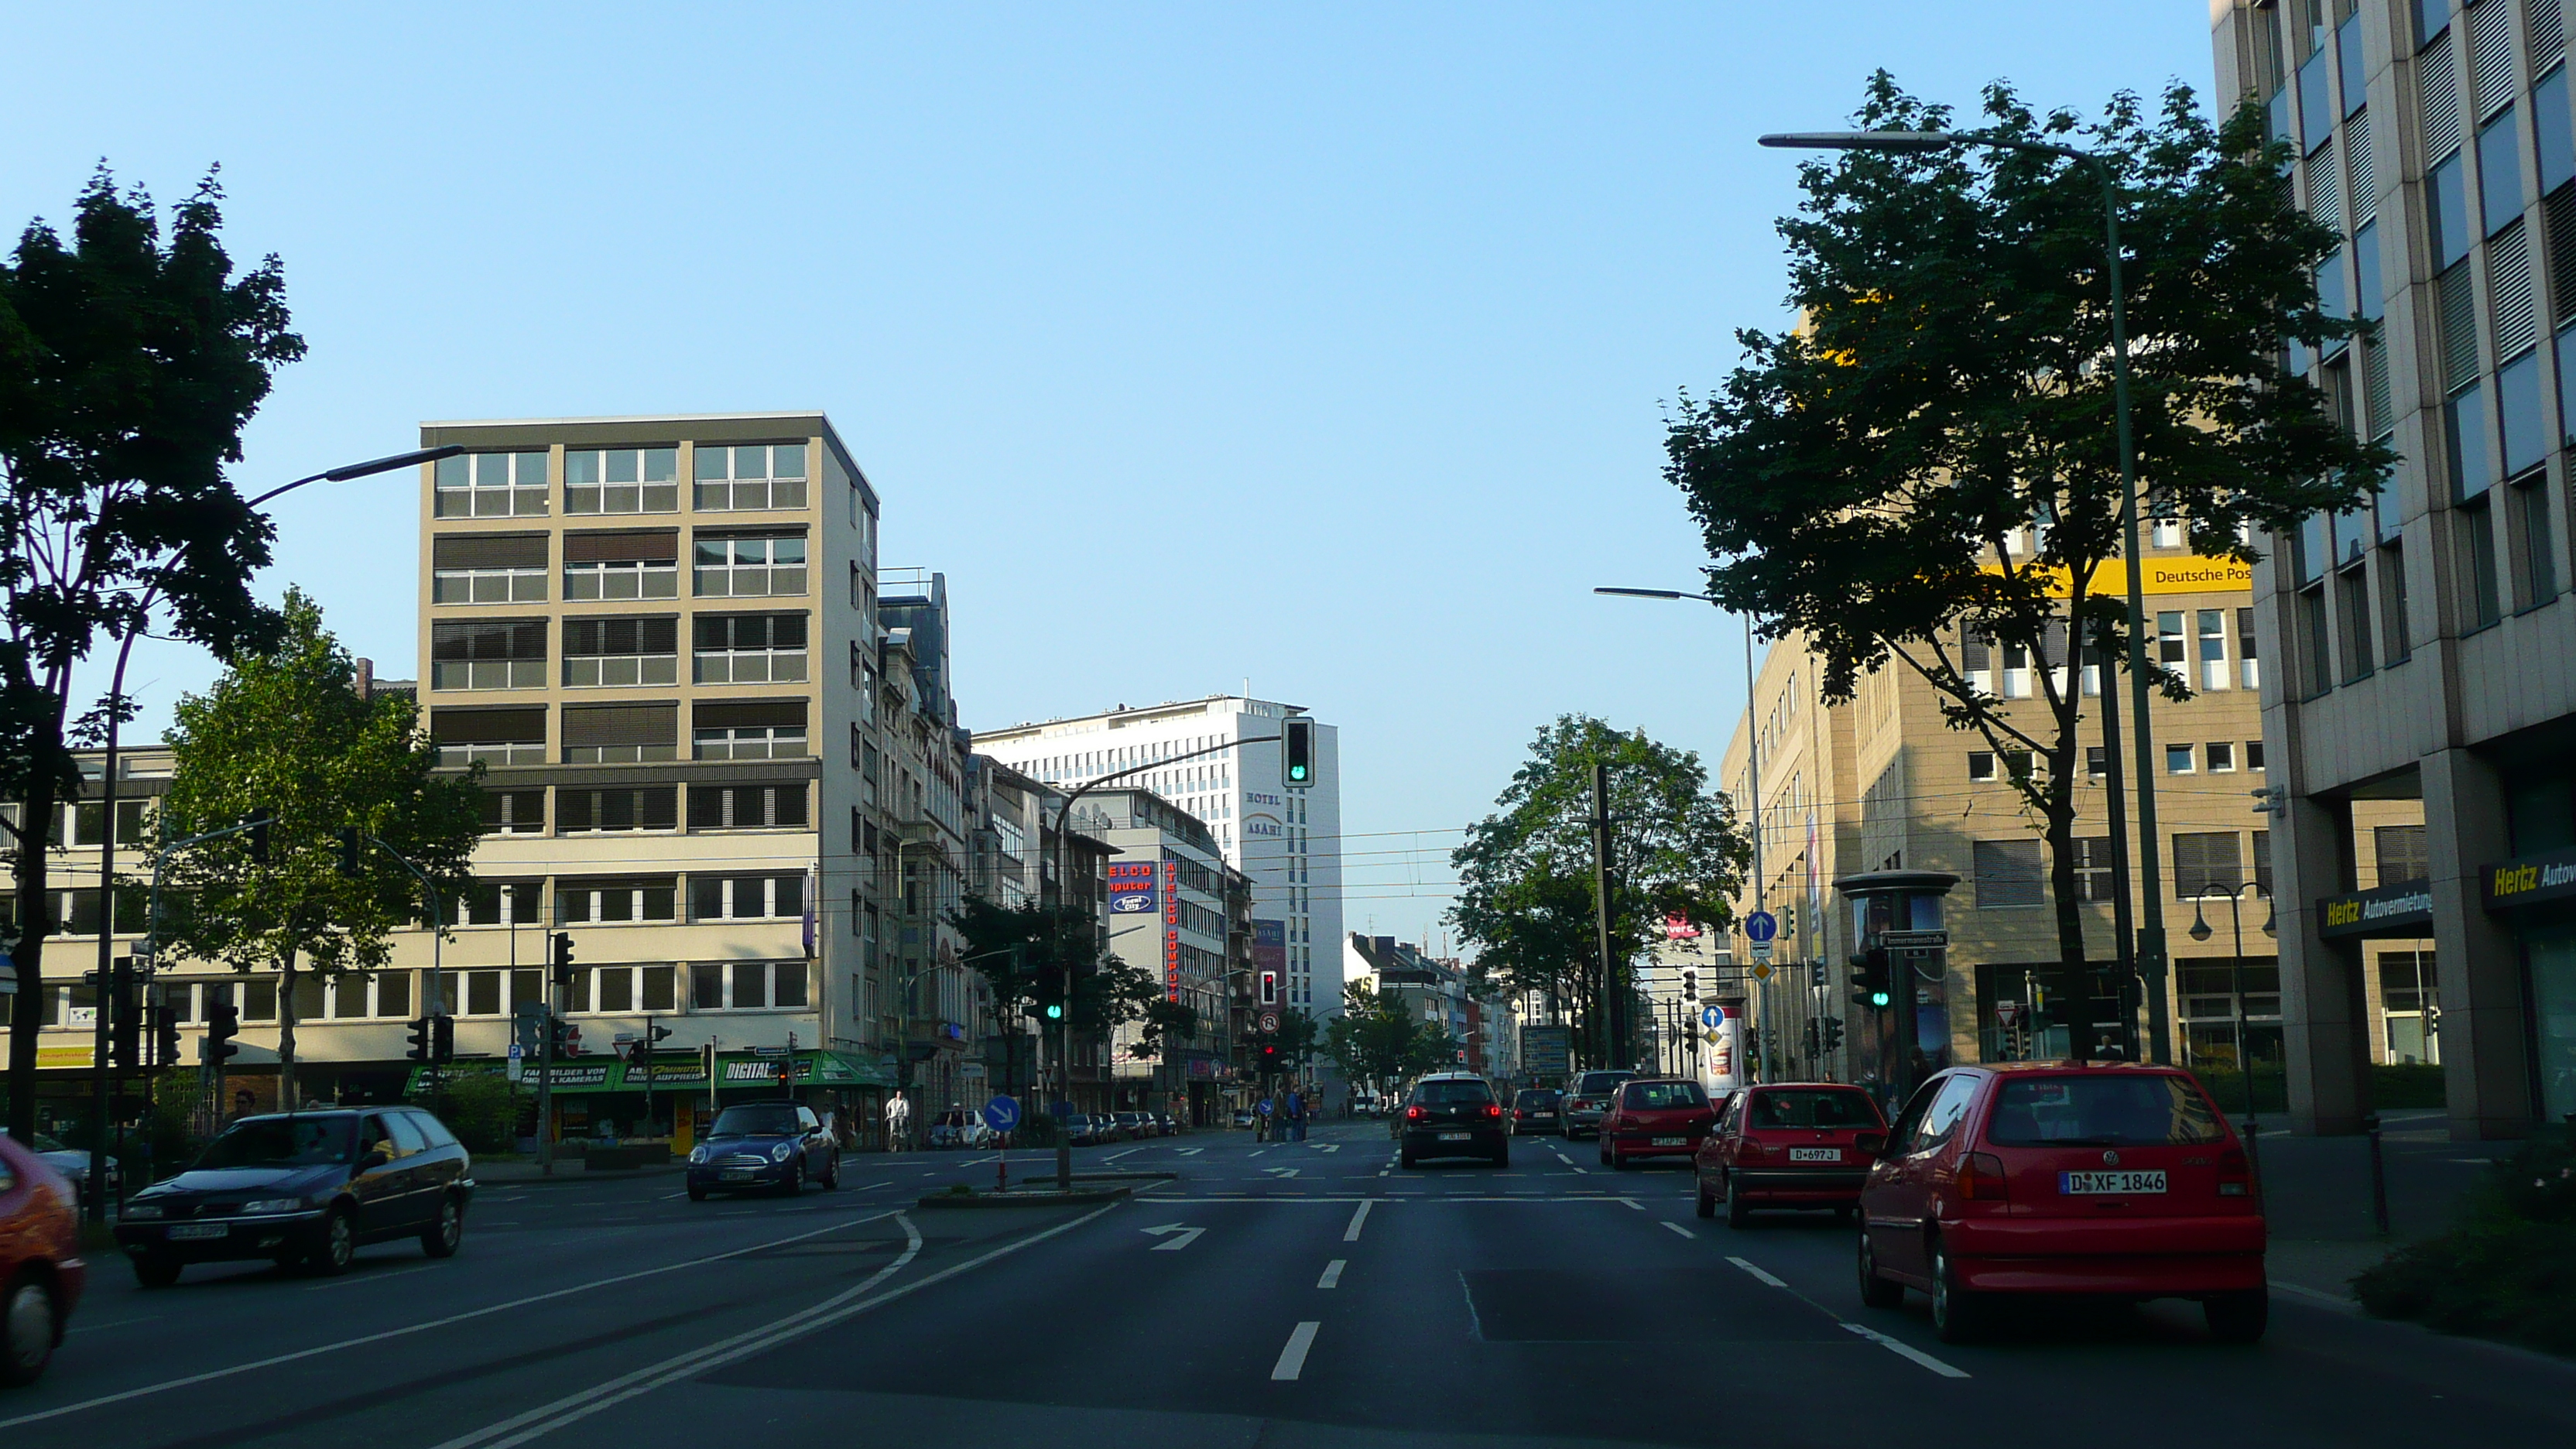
[2478,844,2576,1123]
[404,1048,895,1150]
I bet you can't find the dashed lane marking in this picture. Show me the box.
[1270,1321,1321,1381]
[1725,1256,1787,1288]
[1662,1222,1696,1239]
[1318,1259,1345,1289]
[1840,1321,1971,1379]
[1343,1200,1374,1241]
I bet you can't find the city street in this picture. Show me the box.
[9,1118,2573,1449]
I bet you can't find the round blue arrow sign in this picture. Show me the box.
[1743,910,1779,943]
[981,1094,1022,1133]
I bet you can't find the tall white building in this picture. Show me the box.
[974,695,1344,1013]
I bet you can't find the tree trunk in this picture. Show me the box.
[2041,769,2095,1064]
[276,944,300,1112]
[5,768,62,1142]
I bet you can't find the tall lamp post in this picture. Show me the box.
[1594,587,1767,1080]
[84,444,461,1219]
[2189,882,2275,1166]
[1756,128,2172,1064]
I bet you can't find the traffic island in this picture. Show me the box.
[2355,1130,2576,1355]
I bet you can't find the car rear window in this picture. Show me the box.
[1416,1081,1495,1106]
[1622,1081,1709,1110]
[1748,1089,1882,1129]
[1517,1091,1561,1106]
[1983,1074,2225,1146]
[1574,1071,1633,1095]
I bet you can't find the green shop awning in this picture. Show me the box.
[405,1049,892,1097]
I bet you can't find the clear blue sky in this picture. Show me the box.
[6,2,2218,948]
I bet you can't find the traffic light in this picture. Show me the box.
[108,960,140,1070]
[1802,1018,1821,1058]
[335,826,363,876]
[549,931,577,986]
[152,996,181,1067]
[1821,1016,1845,1052]
[1682,970,1697,1001]
[1034,968,1065,1020]
[431,1015,455,1064]
[1283,718,1314,786]
[205,999,241,1065]
[406,1016,433,1063]
[1259,969,1278,1005]
[1850,949,1893,1010]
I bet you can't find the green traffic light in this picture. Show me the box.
[1869,990,1893,1008]
[1046,1004,1064,1019]
[1288,765,1307,781]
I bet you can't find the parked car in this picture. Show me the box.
[1560,1070,1636,1139]
[1060,1113,1103,1145]
[1854,1064,2266,1344]
[1697,1082,1885,1225]
[115,1107,473,1283]
[1598,1079,1718,1168]
[1398,1073,1508,1168]
[1113,1111,1149,1140]
[0,1130,119,1209]
[1151,1112,1179,1137]
[1509,1088,1564,1136]
[1231,1108,1255,1130]
[687,1102,842,1200]
[926,1110,995,1150]
[0,1129,84,1386]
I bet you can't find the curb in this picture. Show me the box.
[915,1186,1134,1209]
[471,1163,689,1187]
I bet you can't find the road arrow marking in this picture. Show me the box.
[1176,1147,1204,1156]
[1312,1143,1340,1153]
[1264,1166,1302,1178]
[1141,1224,1207,1252]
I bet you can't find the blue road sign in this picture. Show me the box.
[1744,910,1779,943]
[981,1094,1022,1133]
[1701,1005,1724,1029]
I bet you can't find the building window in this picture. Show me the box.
[555,878,678,923]
[2297,584,2333,697]
[2447,381,2492,497]
[694,701,806,760]
[690,873,807,921]
[2167,743,2197,775]
[430,533,546,604]
[2173,831,2245,897]
[478,790,545,835]
[2086,745,2108,779]
[2480,105,2523,238]
[690,960,807,1010]
[432,706,546,767]
[569,964,679,1016]
[2375,823,2431,885]
[564,531,680,600]
[429,620,546,691]
[1967,751,1996,782]
[2235,607,2260,690]
[1971,839,2044,909]
[694,533,807,597]
[2156,611,2187,678]
[2381,949,2441,1063]
[2152,516,2184,549]
[557,787,678,834]
[563,617,679,688]
[433,451,548,518]
[2197,608,2229,690]
[2247,739,2267,771]
[2456,494,2504,628]
[2338,563,2376,680]
[2510,470,2560,605]
[564,447,680,514]
[2500,349,2548,475]
[690,782,809,831]
[694,612,809,683]
[1960,626,1991,695]
[2074,836,2115,903]
[2380,543,2413,663]
[693,444,808,512]
[2207,742,2237,774]
[2430,151,2472,271]
[455,881,541,927]
[562,703,678,764]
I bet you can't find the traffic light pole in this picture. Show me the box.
[344,831,449,1116]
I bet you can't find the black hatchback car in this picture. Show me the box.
[115,1107,474,1283]
[1399,1074,1509,1167]
[1509,1088,1564,1136]
[686,1102,841,1199]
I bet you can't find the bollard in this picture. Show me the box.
[2362,1111,2390,1238]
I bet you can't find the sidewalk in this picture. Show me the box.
[2252,1108,2515,1306]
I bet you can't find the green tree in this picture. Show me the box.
[0,170,302,1136]
[157,591,481,1108]
[948,892,1159,1094]
[1661,75,2387,1002]
[1326,982,1421,1097]
[1450,715,1748,1066]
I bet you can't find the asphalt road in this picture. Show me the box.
[9,1118,2573,1449]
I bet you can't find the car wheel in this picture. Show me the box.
[1724,1173,1751,1228]
[1694,1180,1717,1219]
[1856,1231,1904,1309]
[0,1276,56,1387]
[308,1208,357,1277]
[132,1254,183,1289]
[820,1153,841,1190]
[1399,1149,1417,1169]
[1930,1243,1989,1344]
[421,1194,464,1259]
[780,1160,803,1197]
[687,1184,708,1202]
[1492,1147,1509,1169]
[2204,1288,2269,1344]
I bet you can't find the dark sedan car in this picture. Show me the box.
[687,1103,841,1199]
[115,1108,472,1283]
[1399,1074,1508,1167]
[1509,1088,1564,1136]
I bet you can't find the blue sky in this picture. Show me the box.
[6,2,2218,948]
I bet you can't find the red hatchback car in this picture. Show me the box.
[1695,1081,1886,1224]
[1,1129,87,1387]
[1855,1063,2266,1344]
[1598,1079,1718,1168]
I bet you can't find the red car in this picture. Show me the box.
[1,1129,87,1386]
[1854,1063,2266,1345]
[1696,1081,1886,1224]
[1598,1078,1718,1168]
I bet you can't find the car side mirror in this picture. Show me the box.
[1853,1130,1889,1158]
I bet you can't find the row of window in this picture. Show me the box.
[433,445,815,519]
[1958,608,2259,701]
[1968,829,2273,909]
[1965,740,2266,783]
[10,960,816,1029]
[428,615,810,693]
[472,781,810,838]
[432,700,805,767]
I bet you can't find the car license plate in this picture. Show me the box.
[166,1223,226,1240]
[721,1170,755,1181]
[2060,1170,2167,1194]
[1653,1136,1685,1146]
[1789,1147,1841,1163]
[1439,1132,1470,1141]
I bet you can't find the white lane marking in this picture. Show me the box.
[2271,1279,2358,1311]
[1312,1143,1340,1153]
[1270,1321,1321,1381]
[656,1190,691,1201]
[1661,1222,1696,1240]
[1103,1148,1142,1163]
[1726,1255,1787,1288]
[64,1314,163,1336]
[1342,1200,1374,1242]
[1318,1259,1345,1289]
[1265,1167,1303,1179]
[0,1208,903,1431]
[1142,1224,1206,1252]
[1568,1165,1589,1174]
[1840,1321,1971,1379]
[305,1262,441,1293]
[427,1214,930,1449]
[1176,1147,1205,1156]
[1248,1149,1266,1158]
[1619,1198,1643,1211]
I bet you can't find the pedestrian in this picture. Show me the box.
[1286,1086,1306,1142]
[885,1092,911,1153]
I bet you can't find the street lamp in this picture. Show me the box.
[1756,128,2174,1065]
[2188,882,2276,1141]
[1593,587,1774,1081]
[84,444,464,1219]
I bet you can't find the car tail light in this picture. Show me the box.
[2217,1146,2253,1197]
[1406,1105,1425,1122]
[1735,1137,1766,1162]
[1957,1152,2009,1202]
[1485,1103,1502,1118]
